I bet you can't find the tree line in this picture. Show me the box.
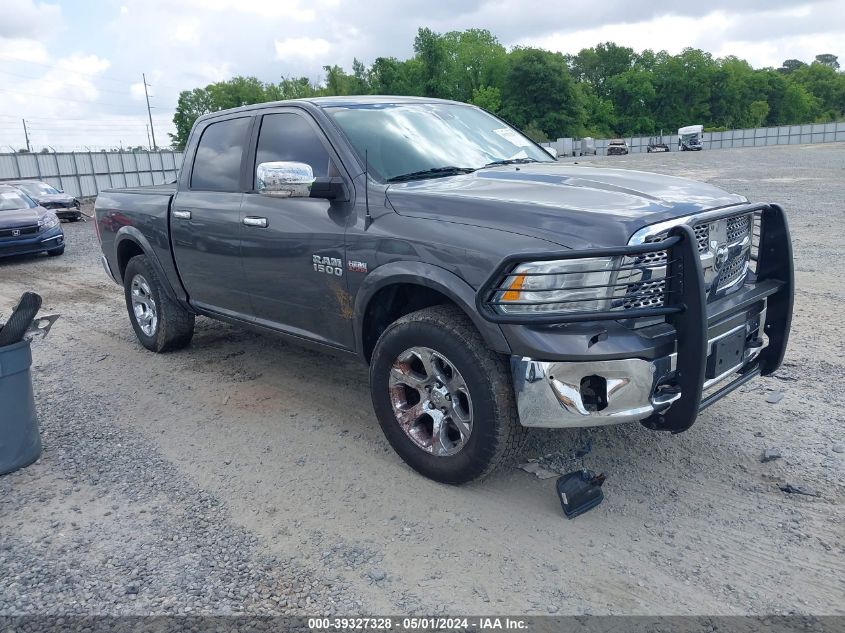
[170,28,845,148]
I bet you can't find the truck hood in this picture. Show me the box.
[0,207,50,229]
[34,193,76,205]
[385,163,746,248]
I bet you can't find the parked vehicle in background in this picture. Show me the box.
[94,96,793,485]
[678,125,704,151]
[607,139,629,155]
[647,135,670,152]
[580,137,596,155]
[0,185,64,258]
[6,180,82,221]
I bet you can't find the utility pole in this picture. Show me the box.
[22,119,31,152]
[146,124,151,150]
[143,73,157,150]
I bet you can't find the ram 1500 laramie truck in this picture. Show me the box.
[95,96,793,484]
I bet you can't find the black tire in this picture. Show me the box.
[123,254,194,352]
[47,245,64,256]
[369,305,525,484]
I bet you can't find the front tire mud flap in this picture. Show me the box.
[641,224,707,433]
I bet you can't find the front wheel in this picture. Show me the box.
[123,254,195,352]
[369,305,525,484]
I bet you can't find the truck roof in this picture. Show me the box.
[678,124,703,135]
[194,95,467,125]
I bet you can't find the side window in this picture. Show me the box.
[190,117,251,191]
[255,113,331,185]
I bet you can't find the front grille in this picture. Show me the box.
[621,278,666,309]
[727,214,750,242]
[42,201,72,209]
[0,225,39,238]
[718,255,748,288]
[693,223,709,251]
[621,211,755,311]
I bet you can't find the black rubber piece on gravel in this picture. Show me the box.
[0,292,42,347]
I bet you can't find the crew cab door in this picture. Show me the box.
[171,115,253,318]
[238,109,355,349]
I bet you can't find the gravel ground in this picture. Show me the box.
[0,143,843,616]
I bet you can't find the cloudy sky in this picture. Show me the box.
[1,0,843,150]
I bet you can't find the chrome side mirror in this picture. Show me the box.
[257,161,314,198]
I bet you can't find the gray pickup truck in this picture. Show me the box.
[95,96,793,484]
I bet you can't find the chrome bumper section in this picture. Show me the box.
[512,323,766,429]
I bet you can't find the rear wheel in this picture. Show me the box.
[369,305,525,484]
[123,254,194,352]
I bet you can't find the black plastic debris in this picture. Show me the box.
[778,483,819,497]
[0,292,42,346]
[556,469,606,519]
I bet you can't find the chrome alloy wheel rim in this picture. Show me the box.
[388,346,473,457]
[130,274,158,336]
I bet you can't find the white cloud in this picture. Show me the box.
[274,37,332,61]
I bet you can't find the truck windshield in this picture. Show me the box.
[325,102,554,182]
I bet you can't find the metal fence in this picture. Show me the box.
[0,150,184,198]
[546,121,845,156]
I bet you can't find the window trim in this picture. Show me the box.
[246,107,349,194]
[187,115,255,193]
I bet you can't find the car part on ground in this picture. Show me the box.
[0,292,42,346]
[556,469,606,519]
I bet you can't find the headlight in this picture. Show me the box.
[495,257,618,314]
[39,214,60,230]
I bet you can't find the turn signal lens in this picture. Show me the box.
[502,273,526,301]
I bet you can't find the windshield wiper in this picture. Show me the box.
[387,166,477,182]
[483,157,540,168]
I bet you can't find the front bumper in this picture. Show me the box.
[0,226,64,258]
[478,204,793,433]
[512,302,768,428]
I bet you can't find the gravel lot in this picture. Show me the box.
[1,143,843,617]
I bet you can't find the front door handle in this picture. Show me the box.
[243,216,268,228]
[172,209,191,219]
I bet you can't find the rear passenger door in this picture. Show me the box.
[238,109,354,349]
[172,116,252,318]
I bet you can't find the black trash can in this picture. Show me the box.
[0,339,41,475]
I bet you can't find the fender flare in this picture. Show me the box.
[352,261,511,360]
[114,227,182,304]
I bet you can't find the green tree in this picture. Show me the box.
[500,47,584,139]
[814,54,840,70]
[413,27,448,97]
[749,100,770,127]
[170,87,215,149]
[470,85,501,113]
[440,29,507,102]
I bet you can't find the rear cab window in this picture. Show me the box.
[190,117,251,191]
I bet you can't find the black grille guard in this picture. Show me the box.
[475,203,794,433]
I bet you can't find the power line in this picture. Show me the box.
[0,54,186,91]
[0,69,139,97]
[0,87,155,111]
